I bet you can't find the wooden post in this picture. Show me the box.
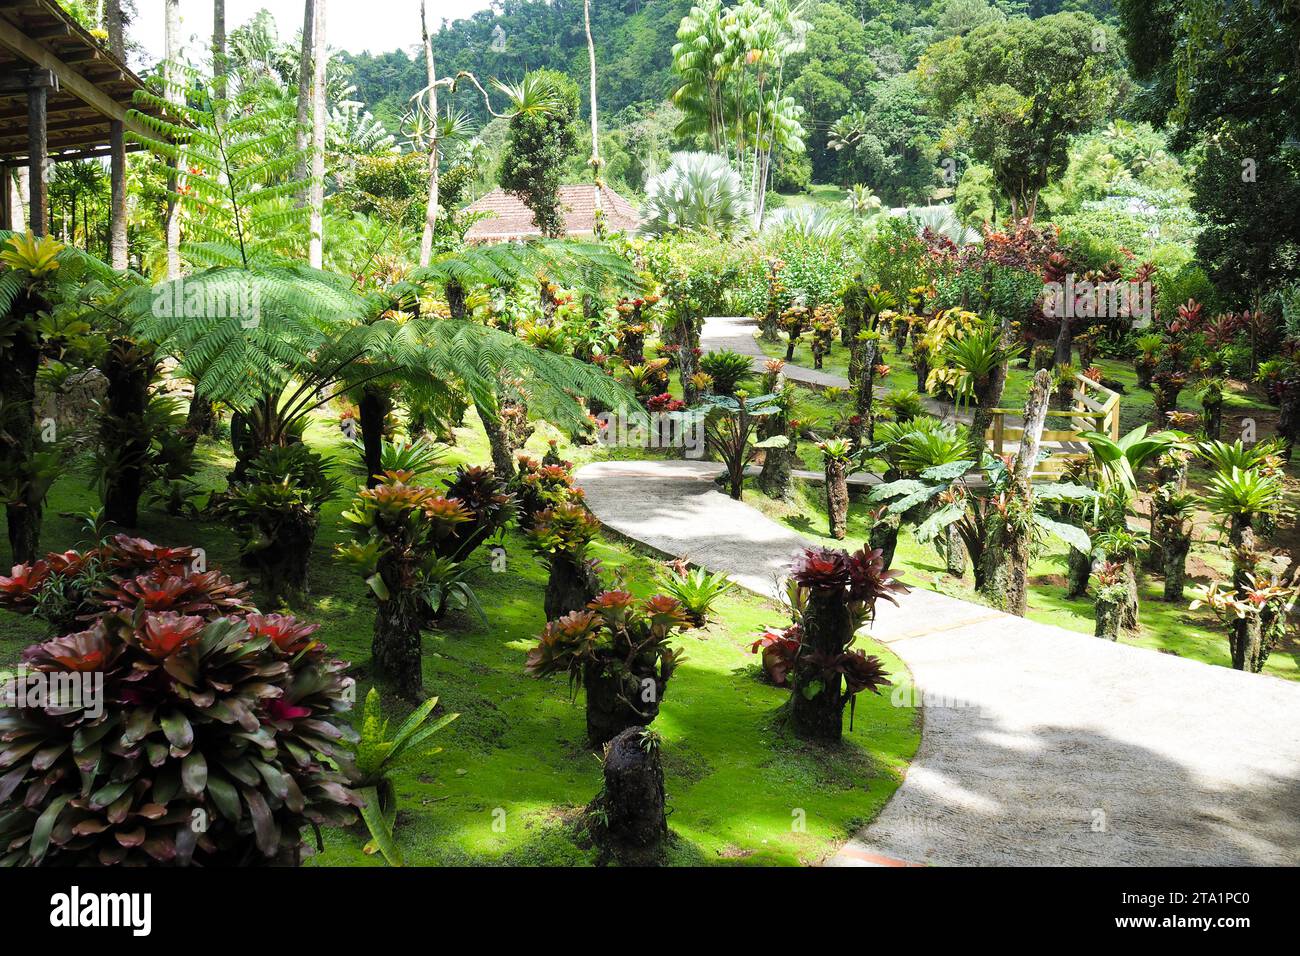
[0,166,9,232]
[109,119,127,268]
[26,71,53,237]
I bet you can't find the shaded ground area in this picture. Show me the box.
[576,458,1300,866]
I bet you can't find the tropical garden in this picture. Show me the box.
[0,0,1295,869]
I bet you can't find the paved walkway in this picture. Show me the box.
[701,315,968,424]
[575,458,1300,866]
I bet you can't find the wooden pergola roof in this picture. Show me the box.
[0,0,168,165]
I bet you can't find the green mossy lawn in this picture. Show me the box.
[0,414,919,867]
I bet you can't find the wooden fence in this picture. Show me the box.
[985,374,1121,479]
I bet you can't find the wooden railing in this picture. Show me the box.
[985,373,1121,478]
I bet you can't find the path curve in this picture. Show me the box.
[575,458,1300,866]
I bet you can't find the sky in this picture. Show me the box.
[127,0,497,65]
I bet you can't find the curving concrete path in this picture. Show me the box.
[575,458,1300,866]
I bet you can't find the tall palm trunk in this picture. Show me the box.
[295,1,315,196]
[104,0,128,269]
[163,0,182,279]
[418,0,440,266]
[307,0,328,268]
[584,0,603,236]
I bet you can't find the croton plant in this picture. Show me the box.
[0,535,359,866]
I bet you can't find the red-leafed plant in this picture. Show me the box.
[0,538,359,866]
[525,590,691,746]
[782,546,907,741]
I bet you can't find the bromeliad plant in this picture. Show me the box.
[526,501,605,621]
[0,538,359,866]
[782,547,905,742]
[352,688,458,867]
[221,444,342,600]
[510,454,582,531]
[337,470,511,699]
[654,560,734,628]
[525,590,692,747]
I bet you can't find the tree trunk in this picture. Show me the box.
[1053,316,1072,367]
[544,554,601,621]
[1001,368,1052,617]
[942,522,966,577]
[372,589,424,701]
[757,412,794,499]
[676,319,700,405]
[1161,527,1190,602]
[589,726,667,862]
[967,362,1008,463]
[307,0,328,268]
[1094,595,1122,640]
[1279,377,1299,461]
[2,321,43,564]
[1119,558,1140,631]
[850,339,877,449]
[295,0,315,194]
[251,509,318,600]
[1201,395,1222,441]
[869,512,900,570]
[1067,546,1092,599]
[358,387,389,488]
[417,0,440,267]
[163,0,183,279]
[212,0,227,101]
[825,458,848,539]
[101,340,153,528]
[583,0,603,237]
[584,661,661,748]
[789,588,851,742]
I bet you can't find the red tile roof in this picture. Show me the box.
[462,184,642,242]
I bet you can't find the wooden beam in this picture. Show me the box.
[0,15,152,140]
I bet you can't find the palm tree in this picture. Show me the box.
[417,0,442,267]
[308,0,329,268]
[640,152,752,237]
[583,0,603,235]
[163,0,182,279]
[844,184,883,218]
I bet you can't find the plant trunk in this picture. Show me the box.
[789,588,851,742]
[545,554,601,621]
[418,0,440,267]
[1120,558,1140,631]
[307,0,328,268]
[1094,595,1122,640]
[869,514,900,570]
[825,459,848,539]
[101,341,153,528]
[1001,368,1053,617]
[757,417,794,499]
[589,725,667,862]
[372,589,425,701]
[358,388,389,488]
[2,321,43,564]
[584,661,661,748]
[942,522,967,577]
[1201,396,1222,440]
[1279,378,1299,461]
[253,510,318,600]
[1067,547,1092,599]
[1161,528,1190,602]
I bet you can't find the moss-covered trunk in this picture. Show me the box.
[789,588,851,742]
[825,459,848,540]
[545,553,602,621]
[590,725,667,862]
[3,323,44,564]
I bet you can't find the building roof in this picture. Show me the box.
[0,0,170,165]
[462,184,642,242]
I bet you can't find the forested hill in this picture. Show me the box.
[341,0,692,133]
[341,0,1118,192]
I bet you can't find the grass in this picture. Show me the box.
[0,409,920,867]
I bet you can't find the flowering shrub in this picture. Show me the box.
[511,455,582,531]
[0,538,357,866]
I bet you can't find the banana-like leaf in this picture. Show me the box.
[914,501,967,543]
[1033,513,1092,554]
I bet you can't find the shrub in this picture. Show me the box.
[525,590,691,746]
[698,349,754,396]
[0,538,358,866]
